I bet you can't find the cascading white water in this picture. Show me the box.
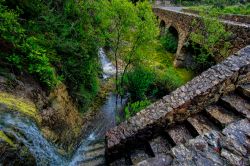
[98,48,116,79]
[0,49,124,166]
[0,112,66,166]
[69,49,124,165]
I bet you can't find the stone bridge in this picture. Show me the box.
[153,7,250,67]
[105,46,250,165]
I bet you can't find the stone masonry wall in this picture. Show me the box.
[153,8,250,67]
[105,46,250,163]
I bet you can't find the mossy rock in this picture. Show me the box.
[0,92,41,124]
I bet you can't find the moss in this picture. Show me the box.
[0,92,41,123]
[0,131,15,147]
[149,45,194,84]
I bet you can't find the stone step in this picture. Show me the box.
[135,154,173,166]
[77,156,106,166]
[205,105,240,128]
[187,114,218,135]
[237,84,250,99]
[83,148,105,161]
[149,136,172,155]
[170,130,228,166]
[130,149,151,165]
[109,158,128,166]
[87,144,105,152]
[85,142,105,152]
[220,94,250,119]
[165,124,193,145]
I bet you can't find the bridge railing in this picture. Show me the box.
[105,46,250,163]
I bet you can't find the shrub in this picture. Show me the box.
[124,99,151,119]
[189,11,231,72]
[160,29,178,53]
[124,66,155,101]
[156,67,184,93]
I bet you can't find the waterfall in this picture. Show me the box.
[0,112,66,166]
[98,48,116,79]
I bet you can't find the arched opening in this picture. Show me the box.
[160,26,179,54]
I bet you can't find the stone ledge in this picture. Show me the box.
[105,46,250,162]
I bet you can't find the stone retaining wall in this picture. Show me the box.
[105,46,250,163]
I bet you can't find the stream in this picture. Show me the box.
[0,48,124,165]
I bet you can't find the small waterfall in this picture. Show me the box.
[99,48,116,79]
[0,112,66,166]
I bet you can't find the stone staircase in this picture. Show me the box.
[109,84,250,165]
[76,139,106,166]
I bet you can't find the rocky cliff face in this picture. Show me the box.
[0,72,83,163]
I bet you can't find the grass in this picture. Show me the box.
[0,92,41,123]
[148,45,194,84]
[187,3,250,15]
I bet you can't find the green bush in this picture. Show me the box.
[189,11,231,72]
[160,29,178,53]
[124,66,155,101]
[156,67,184,92]
[124,99,151,119]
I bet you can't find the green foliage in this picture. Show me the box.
[24,37,59,87]
[189,3,250,15]
[160,29,178,53]
[189,11,231,71]
[124,99,151,119]
[98,0,159,93]
[0,0,101,109]
[156,67,184,93]
[174,0,246,7]
[124,66,155,101]
[0,1,24,43]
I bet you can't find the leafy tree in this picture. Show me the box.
[98,0,158,95]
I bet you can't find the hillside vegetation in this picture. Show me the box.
[0,0,101,110]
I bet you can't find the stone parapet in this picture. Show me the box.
[105,46,250,163]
